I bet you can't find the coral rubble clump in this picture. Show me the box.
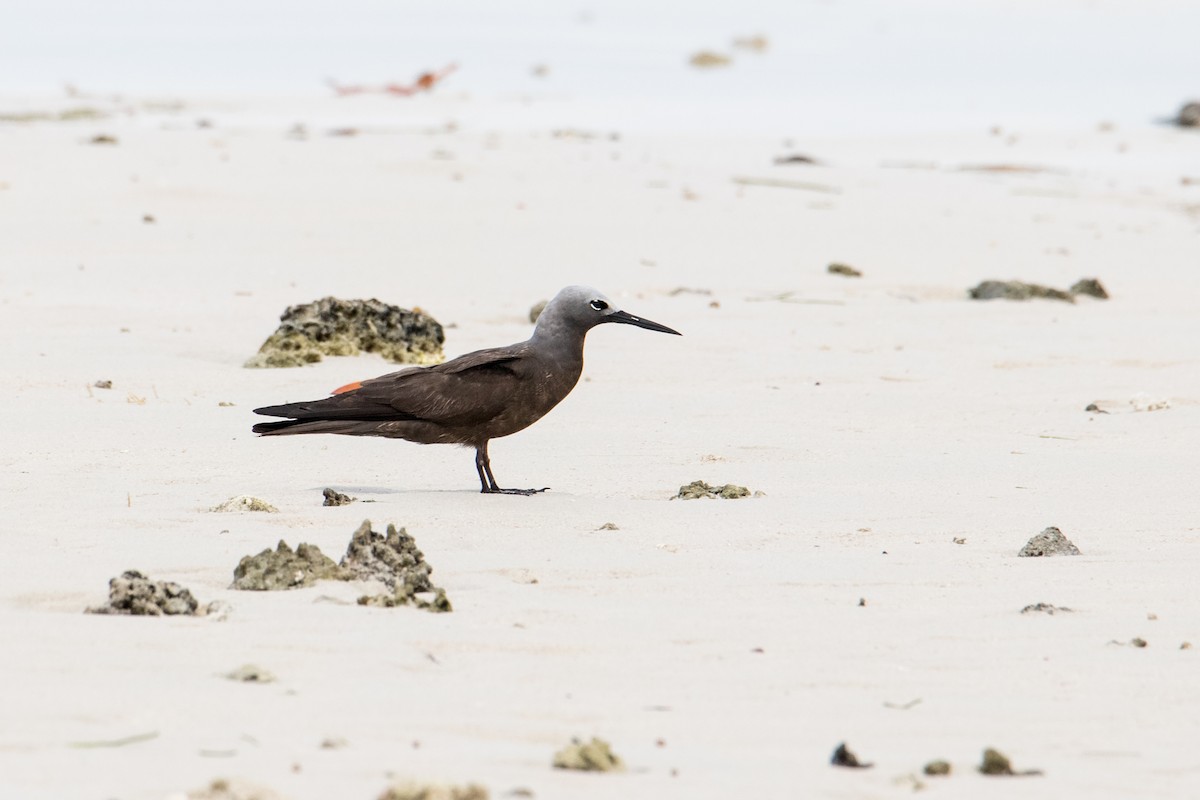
[87,570,207,616]
[232,541,348,590]
[552,737,625,772]
[245,297,444,368]
[1018,526,1081,557]
[676,480,753,500]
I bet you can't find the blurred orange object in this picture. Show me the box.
[329,64,457,97]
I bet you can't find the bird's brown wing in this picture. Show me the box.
[347,347,531,427]
[254,344,531,428]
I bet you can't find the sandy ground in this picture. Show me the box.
[2,94,1200,799]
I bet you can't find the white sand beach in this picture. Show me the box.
[3,2,1200,798]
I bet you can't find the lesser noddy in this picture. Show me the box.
[252,285,681,495]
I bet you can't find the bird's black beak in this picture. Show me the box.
[606,309,682,336]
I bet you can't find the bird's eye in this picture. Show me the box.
[590,299,609,311]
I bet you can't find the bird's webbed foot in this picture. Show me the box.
[481,486,550,496]
[475,444,548,496]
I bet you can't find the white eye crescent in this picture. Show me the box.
[590,299,609,311]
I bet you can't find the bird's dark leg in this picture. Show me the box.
[474,446,494,493]
[475,441,548,496]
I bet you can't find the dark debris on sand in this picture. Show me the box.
[979,748,1014,775]
[969,280,1073,302]
[1173,101,1200,128]
[86,570,210,616]
[1069,278,1108,299]
[322,487,356,506]
[979,747,1043,776]
[224,664,277,683]
[1021,602,1074,615]
[968,277,1108,303]
[774,153,820,165]
[830,742,873,769]
[827,262,863,278]
[358,587,451,612]
[245,296,445,368]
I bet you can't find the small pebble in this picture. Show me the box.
[830,742,872,769]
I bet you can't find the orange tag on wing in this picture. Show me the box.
[332,381,363,395]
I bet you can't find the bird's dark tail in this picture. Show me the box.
[252,398,419,436]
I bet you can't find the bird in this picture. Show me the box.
[252,285,681,495]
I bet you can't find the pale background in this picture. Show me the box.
[2,2,1199,798]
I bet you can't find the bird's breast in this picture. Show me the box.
[481,359,581,439]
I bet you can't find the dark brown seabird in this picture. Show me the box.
[252,285,681,495]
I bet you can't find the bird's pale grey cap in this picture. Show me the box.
[532,285,681,343]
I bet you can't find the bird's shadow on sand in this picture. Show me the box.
[313,485,555,497]
[315,485,446,497]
